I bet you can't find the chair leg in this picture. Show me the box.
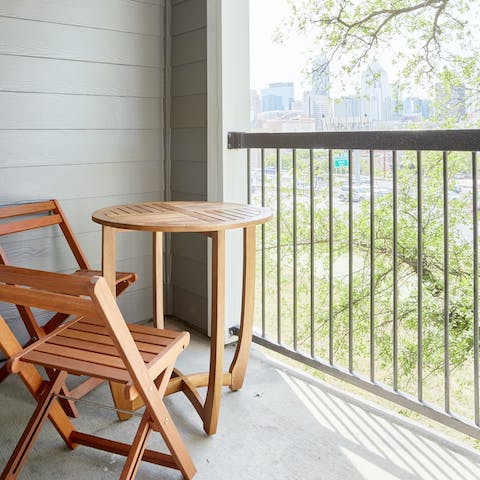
[44,368,79,418]
[0,363,10,384]
[151,401,196,480]
[0,315,75,447]
[1,370,67,479]
[120,414,152,480]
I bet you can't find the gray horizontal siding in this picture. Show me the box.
[0,93,161,129]
[171,94,207,128]
[0,0,162,36]
[0,1,164,343]
[170,0,205,35]
[171,161,206,196]
[171,127,207,162]
[0,130,161,168]
[0,16,162,67]
[171,28,206,66]
[0,162,162,202]
[172,285,208,333]
[171,61,206,97]
[0,55,161,97]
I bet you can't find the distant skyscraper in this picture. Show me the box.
[360,62,392,122]
[334,96,362,118]
[250,89,261,127]
[310,54,331,129]
[312,54,330,96]
[261,82,294,111]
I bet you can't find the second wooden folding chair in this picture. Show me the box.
[0,200,138,415]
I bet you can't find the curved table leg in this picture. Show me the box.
[203,230,225,435]
[229,225,256,390]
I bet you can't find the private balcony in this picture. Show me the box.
[2,2,480,478]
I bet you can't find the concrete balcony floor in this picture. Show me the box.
[1,322,480,480]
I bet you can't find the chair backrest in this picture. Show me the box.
[0,200,91,341]
[0,200,89,270]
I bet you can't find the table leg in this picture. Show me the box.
[153,232,164,328]
[203,230,225,435]
[229,225,256,390]
[102,226,116,295]
[102,226,137,419]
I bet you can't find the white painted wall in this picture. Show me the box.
[207,0,250,339]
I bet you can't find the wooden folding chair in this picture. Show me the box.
[0,265,196,480]
[0,200,138,414]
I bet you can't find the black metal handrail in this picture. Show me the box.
[228,129,480,151]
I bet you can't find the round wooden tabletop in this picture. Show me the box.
[92,201,272,232]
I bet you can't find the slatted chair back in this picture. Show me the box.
[0,200,89,270]
[0,199,137,332]
[0,265,195,480]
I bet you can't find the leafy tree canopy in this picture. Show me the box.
[276,0,478,97]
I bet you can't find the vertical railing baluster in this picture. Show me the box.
[276,148,282,344]
[417,151,424,402]
[261,148,266,338]
[370,150,375,382]
[329,149,334,365]
[443,151,450,413]
[393,150,398,391]
[473,151,479,426]
[310,149,315,358]
[348,149,354,373]
[293,149,298,350]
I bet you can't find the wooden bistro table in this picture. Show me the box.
[92,201,272,435]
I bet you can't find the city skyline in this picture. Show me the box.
[250,59,437,132]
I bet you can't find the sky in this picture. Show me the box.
[249,0,313,98]
[249,0,398,100]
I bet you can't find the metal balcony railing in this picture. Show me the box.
[228,129,480,439]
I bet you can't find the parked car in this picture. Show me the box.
[337,184,391,202]
[337,184,368,202]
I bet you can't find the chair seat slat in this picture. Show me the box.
[58,328,113,346]
[59,328,172,355]
[48,336,157,362]
[127,323,179,339]
[79,316,179,339]
[74,269,137,284]
[20,351,130,383]
[35,343,127,370]
[69,321,176,346]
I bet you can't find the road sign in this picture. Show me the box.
[334,152,349,168]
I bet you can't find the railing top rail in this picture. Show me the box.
[228,130,480,152]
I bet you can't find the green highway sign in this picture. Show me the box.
[334,152,349,168]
